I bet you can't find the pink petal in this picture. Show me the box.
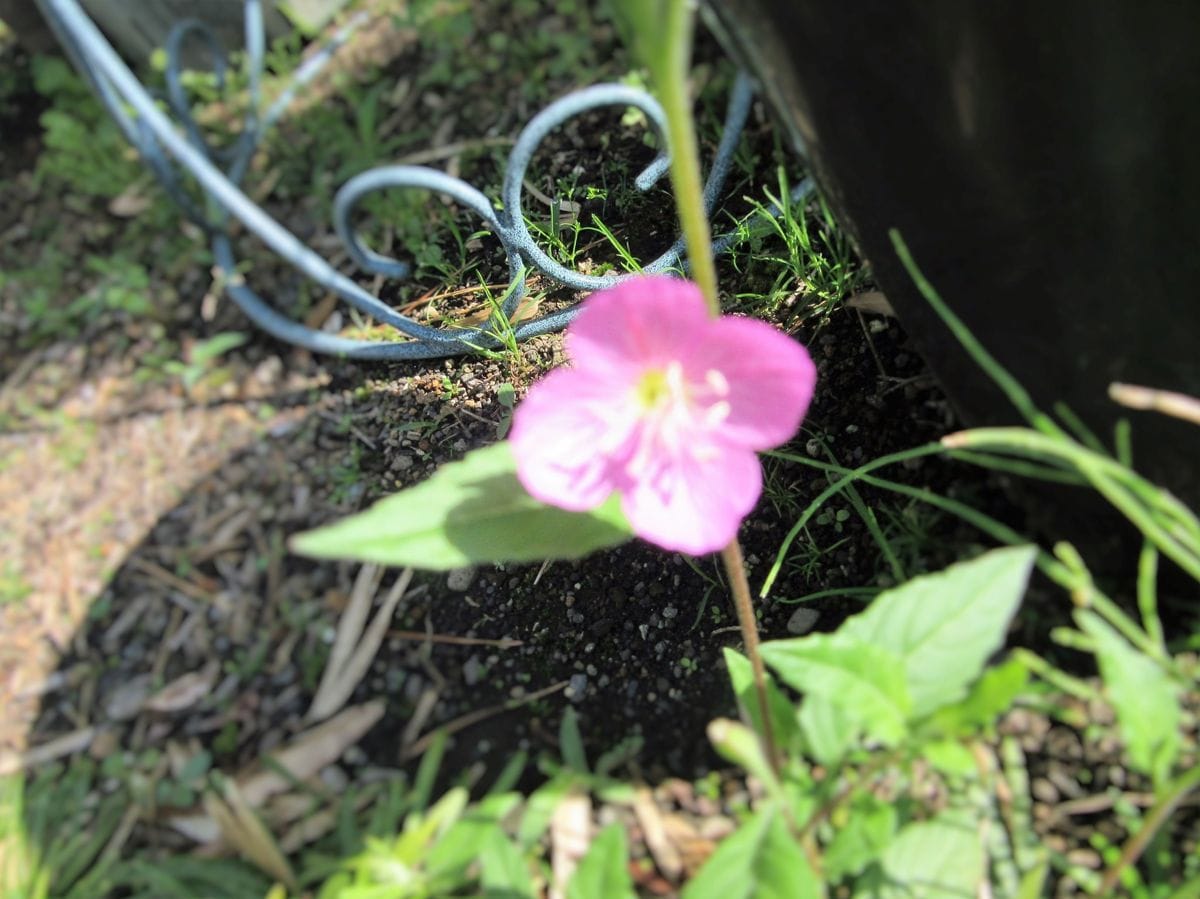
[620,440,762,555]
[688,315,816,449]
[565,275,711,374]
[510,368,630,511]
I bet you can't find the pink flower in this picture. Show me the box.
[510,276,816,555]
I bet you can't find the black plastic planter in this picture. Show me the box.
[708,2,1200,513]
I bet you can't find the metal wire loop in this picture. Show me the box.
[33,0,815,360]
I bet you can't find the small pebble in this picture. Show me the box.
[786,607,820,635]
[565,673,588,701]
[446,567,476,591]
[462,654,484,687]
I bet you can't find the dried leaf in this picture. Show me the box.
[634,787,683,881]
[846,290,895,317]
[107,184,153,217]
[661,812,717,877]
[104,674,152,721]
[0,727,95,776]
[145,660,220,713]
[1109,382,1200,426]
[307,568,412,721]
[550,791,592,899]
[204,779,295,887]
[167,811,220,844]
[240,701,385,806]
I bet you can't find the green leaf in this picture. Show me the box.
[824,794,897,881]
[426,795,521,881]
[290,443,632,570]
[477,825,535,897]
[517,775,572,848]
[707,719,778,790]
[682,804,821,899]
[923,740,978,778]
[610,1,667,75]
[797,693,860,765]
[567,825,635,899]
[926,656,1029,737]
[760,634,911,745]
[722,648,799,752]
[1015,859,1050,899]
[559,708,589,774]
[858,810,982,899]
[1076,609,1180,785]
[190,331,248,365]
[841,546,1036,718]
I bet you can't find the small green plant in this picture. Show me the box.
[30,56,143,198]
[495,382,516,438]
[159,332,249,392]
[726,167,869,324]
[5,251,158,347]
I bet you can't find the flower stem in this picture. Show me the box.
[720,539,780,772]
[1098,764,1200,895]
[658,0,720,317]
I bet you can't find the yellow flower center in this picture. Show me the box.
[635,368,671,410]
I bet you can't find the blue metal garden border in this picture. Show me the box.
[33,0,812,360]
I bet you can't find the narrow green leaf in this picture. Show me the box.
[566,825,635,899]
[760,634,910,745]
[859,810,983,899]
[478,826,535,898]
[841,546,1036,718]
[1076,609,1180,785]
[706,718,778,790]
[682,804,821,899]
[559,707,589,774]
[1015,859,1050,899]
[290,443,632,570]
[722,648,799,751]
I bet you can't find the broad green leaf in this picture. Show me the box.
[760,634,910,745]
[797,694,860,765]
[567,824,635,899]
[858,810,982,899]
[478,825,535,897]
[923,740,978,778]
[1076,610,1180,785]
[426,795,522,880]
[723,648,800,752]
[682,804,821,899]
[610,1,667,78]
[290,443,632,570]
[824,794,897,881]
[926,656,1029,737]
[841,546,1036,718]
[517,774,572,848]
[393,786,468,864]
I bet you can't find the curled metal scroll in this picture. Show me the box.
[33,0,814,360]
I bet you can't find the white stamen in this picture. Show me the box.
[704,400,732,428]
[705,368,730,396]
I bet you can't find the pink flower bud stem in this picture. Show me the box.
[721,538,780,774]
[657,0,721,317]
